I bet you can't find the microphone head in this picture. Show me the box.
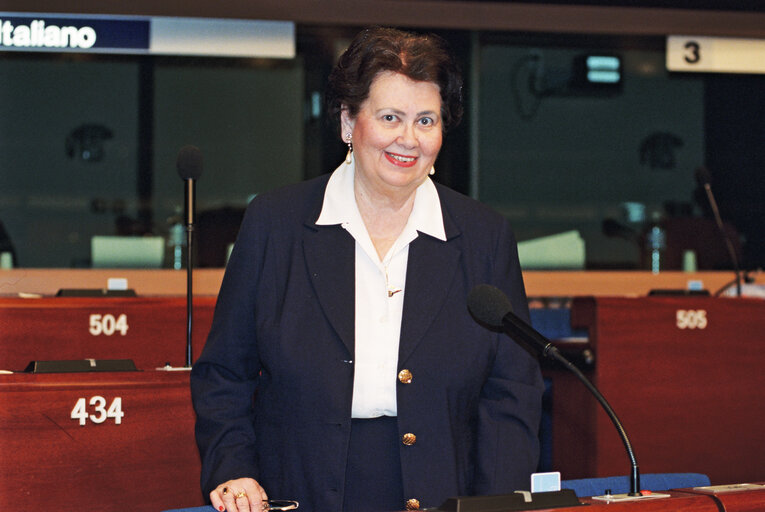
[177,145,203,180]
[602,218,636,240]
[695,166,712,187]
[467,284,513,328]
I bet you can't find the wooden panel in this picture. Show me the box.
[523,270,760,299]
[0,268,224,297]
[0,371,204,512]
[0,296,216,371]
[2,268,760,299]
[550,296,765,485]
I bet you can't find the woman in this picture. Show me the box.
[191,27,543,512]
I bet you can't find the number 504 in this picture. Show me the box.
[89,313,129,336]
[71,396,124,426]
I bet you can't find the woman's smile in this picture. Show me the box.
[385,151,418,167]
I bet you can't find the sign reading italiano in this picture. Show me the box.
[0,13,295,58]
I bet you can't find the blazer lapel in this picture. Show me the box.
[398,228,461,365]
[303,222,356,357]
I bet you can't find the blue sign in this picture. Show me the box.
[0,15,149,52]
[0,13,295,58]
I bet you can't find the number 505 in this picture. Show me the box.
[676,309,707,329]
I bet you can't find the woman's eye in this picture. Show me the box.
[419,117,434,126]
[382,114,397,122]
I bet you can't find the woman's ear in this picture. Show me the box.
[340,107,355,140]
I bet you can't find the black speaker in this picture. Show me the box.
[56,289,136,297]
[24,359,137,373]
[437,490,582,511]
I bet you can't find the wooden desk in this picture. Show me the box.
[0,297,216,371]
[547,296,765,485]
[571,486,765,512]
[0,371,204,511]
[397,486,765,512]
[680,484,765,512]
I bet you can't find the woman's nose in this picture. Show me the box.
[396,124,418,148]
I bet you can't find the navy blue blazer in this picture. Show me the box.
[190,173,544,511]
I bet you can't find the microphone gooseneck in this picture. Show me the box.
[695,166,742,296]
[176,145,203,367]
[468,284,641,496]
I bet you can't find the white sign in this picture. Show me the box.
[667,35,765,75]
[71,396,125,426]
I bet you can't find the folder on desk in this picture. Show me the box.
[517,230,585,270]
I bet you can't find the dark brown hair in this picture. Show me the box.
[326,27,463,133]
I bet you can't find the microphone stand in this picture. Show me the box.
[176,145,202,369]
[697,167,742,296]
[702,183,742,297]
[499,309,641,497]
[184,178,195,367]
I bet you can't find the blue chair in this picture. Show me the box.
[561,472,710,497]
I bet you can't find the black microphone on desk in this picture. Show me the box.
[467,284,641,497]
[177,145,203,367]
[695,166,742,296]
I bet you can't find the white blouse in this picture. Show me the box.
[315,159,446,418]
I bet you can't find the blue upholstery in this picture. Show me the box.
[561,473,710,497]
[529,307,587,474]
[529,308,586,340]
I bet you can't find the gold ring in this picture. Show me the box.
[222,487,229,495]
[235,490,247,499]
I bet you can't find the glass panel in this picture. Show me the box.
[0,53,302,268]
[477,33,763,270]
[1,24,763,270]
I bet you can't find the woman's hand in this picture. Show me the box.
[211,478,269,512]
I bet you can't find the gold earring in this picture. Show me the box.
[345,133,353,164]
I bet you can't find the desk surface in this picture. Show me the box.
[2,268,761,297]
[573,485,765,512]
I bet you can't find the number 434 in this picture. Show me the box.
[70,396,124,426]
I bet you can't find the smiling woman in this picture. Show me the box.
[341,72,444,258]
[191,26,544,512]
[326,27,463,259]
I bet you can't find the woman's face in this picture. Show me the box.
[341,71,443,199]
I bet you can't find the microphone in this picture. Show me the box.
[177,145,203,223]
[467,284,641,497]
[695,166,742,296]
[602,218,637,241]
[177,145,203,367]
